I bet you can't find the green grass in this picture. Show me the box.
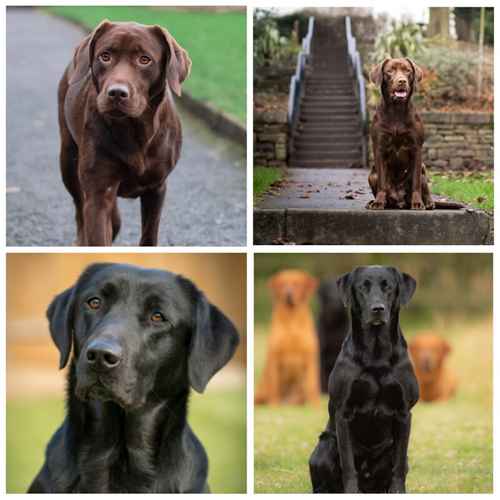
[7,388,246,493]
[43,6,246,122]
[254,166,283,202]
[254,318,492,493]
[431,171,493,210]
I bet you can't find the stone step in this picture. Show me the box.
[293,149,361,160]
[301,105,358,114]
[289,158,363,168]
[294,141,362,152]
[300,114,359,124]
[298,125,361,135]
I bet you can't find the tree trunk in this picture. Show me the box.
[428,8,450,38]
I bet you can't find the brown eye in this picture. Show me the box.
[87,297,101,310]
[99,51,111,62]
[151,312,166,323]
[139,55,151,65]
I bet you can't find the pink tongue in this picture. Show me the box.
[395,91,407,98]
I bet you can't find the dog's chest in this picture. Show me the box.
[380,127,414,161]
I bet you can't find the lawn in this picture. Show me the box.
[43,6,246,122]
[7,388,246,493]
[431,171,493,211]
[254,317,492,493]
[254,166,284,202]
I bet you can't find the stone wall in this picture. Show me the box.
[254,109,288,167]
[422,111,493,170]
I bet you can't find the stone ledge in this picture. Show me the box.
[254,208,493,245]
[421,111,493,126]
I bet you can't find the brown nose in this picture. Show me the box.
[107,84,129,100]
[397,77,407,86]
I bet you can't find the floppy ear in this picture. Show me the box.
[69,19,113,87]
[336,272,353,308]
[397,270,417,306]
[370,58,389,86]
[188,293,239,393]
[406,58,423,90]
[47,287,76,369]
[151,25,192,97]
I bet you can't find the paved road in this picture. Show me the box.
[7,8,246,246]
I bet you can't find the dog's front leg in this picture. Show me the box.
[335,415,359,492]
[389,413,412,493]
[410,148,425,210]
[370,148,387,210]
[140,183,167,246]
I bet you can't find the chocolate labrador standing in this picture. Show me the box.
[368,58,434,210]
[309,266,419,493]
[58,20,191,245]
[28,263,239,493]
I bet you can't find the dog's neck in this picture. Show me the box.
[349,309,401,368]
[66,364,189,492]
[379,95,414,123]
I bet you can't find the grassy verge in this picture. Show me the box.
[7,388,246,493]
[431,171,493,210]
[43,6,246,122]
[254,166,284,202]
[254,318,492,493]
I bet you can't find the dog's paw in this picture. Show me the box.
[388,479,406,493]
[343,479,360,493]
[411,192,425,210]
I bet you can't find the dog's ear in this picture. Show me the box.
[69,19,113,86]
[47,287,76,369]
[396,270,416,306]
[151,25,191,97]
[370,58,389,87]
[406,58,423,90]
[188,292,239,393]
[441,339,451,357]
[336,272,353,308]
[303,273,319,299]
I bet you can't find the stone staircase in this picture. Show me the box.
[289,19,364,169]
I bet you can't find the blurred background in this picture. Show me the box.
[7,253,246,493]
[254,253,492,493]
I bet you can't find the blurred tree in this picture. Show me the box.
[428,8,450,38]
[454,7,494,45]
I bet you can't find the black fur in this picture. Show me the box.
[28,263,239,493]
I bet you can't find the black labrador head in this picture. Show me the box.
[47,263,239,410]
[73,20,191,119]
[336,266,416,328]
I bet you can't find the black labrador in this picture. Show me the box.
[309,266,419,493]
[317,278,349,393]
[28,263,239,493]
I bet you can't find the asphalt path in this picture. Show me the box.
[7,8,246,246]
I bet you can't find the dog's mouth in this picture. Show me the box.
[76,377,134,409]
[392,88,409,101]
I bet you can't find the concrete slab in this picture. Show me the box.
[254,169,493,245]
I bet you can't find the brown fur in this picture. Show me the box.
[368,58,434,211]
[409,333,458,402]
[255,270,320,406]
[58,20,191,246]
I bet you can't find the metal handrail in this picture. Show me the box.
[288,16,315,124]
[345,16,366,125]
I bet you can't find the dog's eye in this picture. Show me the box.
[99,52,111,63]
[87,297,102,310]
[151,311,166,323]
[139,55,152,65]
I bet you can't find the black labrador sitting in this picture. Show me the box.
[317,278,349,393]
[309,266,419,493]
[28,263,239,493]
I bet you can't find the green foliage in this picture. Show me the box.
[254,9,299,68]
[454,7,494,45]
[372,22,426,63]
[431,171,493,211]
[254,166,283,202]
[7,389,246,493]
[43,6,246,122]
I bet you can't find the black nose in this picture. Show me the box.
[86,340,122,370]
[371,304,386,313]
[107,84,129,100]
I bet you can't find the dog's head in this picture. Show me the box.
[409,333,451,382]
[72,20,191,119]
[336,266,416,328]
[370,57,423,104]
[268,270,318,308]
[47,263,238,410]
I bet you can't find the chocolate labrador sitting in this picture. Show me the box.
[58,20,191,245]
[309,266,419,493]
[28,263,239,493]
[368,58,434,210]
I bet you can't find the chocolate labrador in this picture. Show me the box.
[309,266,419,493]
[58,20,191,245]
[368,58,434,210]
[28,263,239,493]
